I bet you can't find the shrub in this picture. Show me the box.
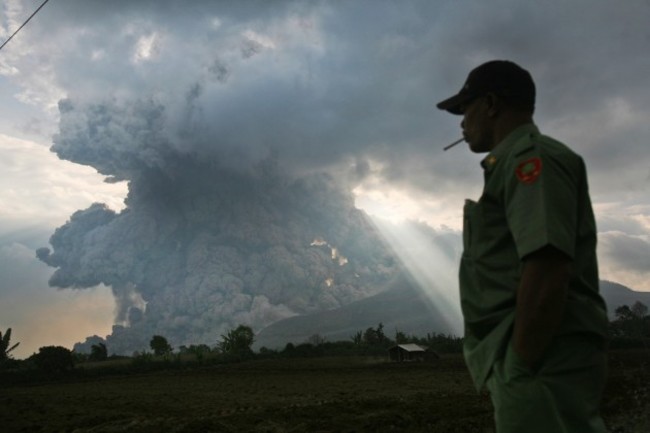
[31,346,74,373]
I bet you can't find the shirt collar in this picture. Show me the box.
[480,123,539,171]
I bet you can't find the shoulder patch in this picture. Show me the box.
[515,157,542,184]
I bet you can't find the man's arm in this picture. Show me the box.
[513,245,571,370]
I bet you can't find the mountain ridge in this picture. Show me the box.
[254,279,649,349]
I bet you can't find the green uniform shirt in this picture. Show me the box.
[460,123,608,390]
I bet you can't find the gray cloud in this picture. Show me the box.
[600,232,650,274]
[597,213,649,237]
[1,236,51,295]
[6,0,648,194]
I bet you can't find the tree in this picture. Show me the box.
[307,334,327,346]
[179,344,211,363]
[179,344,211,356]
[376,322,387,343]
[89,342,108,361]
[31,346,74,373]
[218,325,255,355]
[150,335,172,356]
[363,327,379,345]
[631,301,649,319]
[611,302,650,340]
[0,328,20,362]
[615,305,634,321]
[362,323,389,346]
[351,331,362,346]
[395,330,408,344]
[425,332,463,353]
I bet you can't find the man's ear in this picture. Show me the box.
[485,92,500,117]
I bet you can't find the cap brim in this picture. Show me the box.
[436,92,473,115]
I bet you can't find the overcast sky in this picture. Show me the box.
[1,0,649,358]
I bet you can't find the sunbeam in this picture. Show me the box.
[365,214,464,335]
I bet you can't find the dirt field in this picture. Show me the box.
[1,350,649,433]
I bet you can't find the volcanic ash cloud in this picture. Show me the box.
[37,99,398,354]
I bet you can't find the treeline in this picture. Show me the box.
[85,323,461,363]
[608,301,650,349]
[267,323,462,358]
[2,301,648,383]
[0,323,460,384]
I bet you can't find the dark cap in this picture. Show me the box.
[436,60,535,115]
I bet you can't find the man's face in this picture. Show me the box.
[460,96,494,153]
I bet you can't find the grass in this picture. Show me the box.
[1,351,648,432]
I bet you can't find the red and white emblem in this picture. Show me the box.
[515,157,542,184]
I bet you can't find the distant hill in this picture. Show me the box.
[255,279,649,349]
[254,276,458,350]
[600,280,650,318]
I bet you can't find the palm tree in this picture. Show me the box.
[218,325,255,355]
[0,328,20,361]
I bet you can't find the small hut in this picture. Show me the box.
[388,343,427,362]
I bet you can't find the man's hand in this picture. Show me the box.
[513,245,571,370]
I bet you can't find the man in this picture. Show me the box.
[437,60,609,432]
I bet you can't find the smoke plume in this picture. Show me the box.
[37,97,398,354]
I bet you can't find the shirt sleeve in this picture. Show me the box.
[504,146,580,260]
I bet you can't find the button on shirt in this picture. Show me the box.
[459,123,608,390]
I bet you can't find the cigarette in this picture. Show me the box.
[443,138,465,151]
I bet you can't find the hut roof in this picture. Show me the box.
[392,343,426,352]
